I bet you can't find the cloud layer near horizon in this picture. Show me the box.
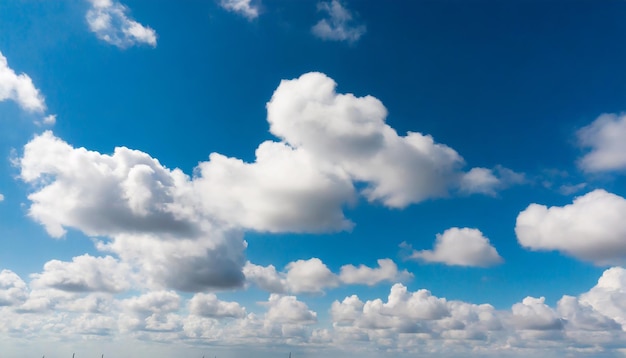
[2,265,626,356]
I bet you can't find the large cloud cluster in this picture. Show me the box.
[18,72,514,294]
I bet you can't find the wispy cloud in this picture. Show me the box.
[577,113,626,173]
[219,0,260,20]
[85,0,157,48]
[312,0,366,43]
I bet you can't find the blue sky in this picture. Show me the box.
[2,0,626,357]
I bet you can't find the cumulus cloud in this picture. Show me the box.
[245,258,409,293]
[577,113,626,173]
[264,294,317,324]
[511,296,563,331]
[330,284,454,333]
[0,193,4,202]
[0,51,46,113]
[219,0,260,20]
[312,0,366,43]
[516,189,626,265]
[459,166,525,196]
[339,258,413,286]
[18,72,518,292]
[2,267,626,355]
[579,267,626,327]
[189,293,246,318]
[243,262,287,293]
[192,141,356,233]
[20,131,246,292]
[267,72,516,208]
[406,228,503,267]
[0,270,28,306]
[285,258,339,294]
[324,275,626,354]
[86,0,157,48]
[29,254,132,293]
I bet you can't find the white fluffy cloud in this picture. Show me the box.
[192,141,356,233]
[0,270,28,306]
[86,0,157,48]
[312,0,366,43]
[18,72,518,292]
[511,297,563,330]
[0,51,46,113]
[219,0,260,20]
[267,72,516,208]
[0,193,4,202]
[515,189,626,265]
[243,262,287,293]
[407,228,503,267]
[265,294,317,324]
[189,293,246,318]
[285,258,339,294]
[20,131,246,292]
[577,113,626,173]
[29,255,132,293]
[2,267,626,355]
[339,258,413,286]
[245,258,410,293]
[579,267,626,326]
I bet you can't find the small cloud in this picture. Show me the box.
[459,165,526,197]
[577,113,626,173]
[0,193,4,202]
[219,0,260,20]
[339,259,413,286]
[312,0,366,43]
[42,114,57,125]
[85,0,157,48]
[0,51,46,113]
[406,227,503,267]
[558,182,587,196]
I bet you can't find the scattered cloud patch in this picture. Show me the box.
[264,294,317,324]
[219,0,260,20]
[558,182,587,195]
[312,0,366,43]
[188,293,246,318]
[406,228,503,267]
[285,258,339,294]
[29,254,132,293]
[86,0,157,48]
[0,51,46,113]
[577,113,626,173]
[0,270,28,306]
[339,258,413,286]
[516,189,626,265]
[245,258,410,293]
[0,193,4,202]
[42,114,56,125]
